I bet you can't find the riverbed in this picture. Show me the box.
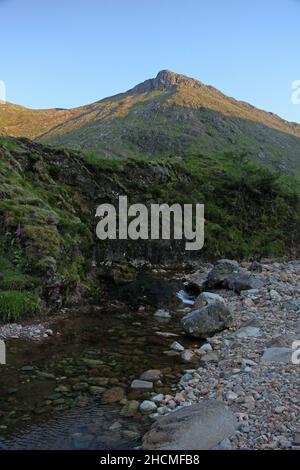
[0,271,194,450]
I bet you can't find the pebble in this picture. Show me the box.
[21,365,35,372]
[109,421,122,431]
[154,309,171,319]
[151,394,164,403]
[0,324,55,342]
[139,369,163,382]
[226,391,238,401]
[200,343,213,352]
[120,400,140,417]
[131,379,153,390]
[139,400,157,413]
[72,382,89,392]
[181,350,196,362]
[235,326,261,338]
[170,341,185,352]
[102,387,124,403]
[122,430,140,439]
[89,386,106,395]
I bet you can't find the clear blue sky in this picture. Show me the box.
[0,0,299,123]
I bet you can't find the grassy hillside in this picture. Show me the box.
[0,137,299,319]
[0,103,79,139]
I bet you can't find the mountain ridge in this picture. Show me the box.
[1,70,300,138]
[1,70,300,178]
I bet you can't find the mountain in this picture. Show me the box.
[1,70,300,176]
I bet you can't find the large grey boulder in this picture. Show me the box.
[181,293,233,338]
[142,400,238,450]
[207,259,239,288]
[227,271,263,293]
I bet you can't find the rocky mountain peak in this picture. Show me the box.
[155,69,202,88]
[128,69,203,94]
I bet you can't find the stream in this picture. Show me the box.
[0,271,196,450]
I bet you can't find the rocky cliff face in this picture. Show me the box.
[128,70,204,93]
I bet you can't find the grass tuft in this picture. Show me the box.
[0,290,41,321]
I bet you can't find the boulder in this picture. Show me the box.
[181,300,233,339]
[207,259,239,287]
[227,271,263,293]
[183,270,209,295]
[194,292,225,309]
[142,400,238,450]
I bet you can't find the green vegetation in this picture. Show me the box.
[0,255,40,321]
[178,153,300,258]
[0,136,299,320]
[44,98,300,180]
[96,151,300,260]
[0,138,96,319]
[0,290,40,321]
[0,256,36,290]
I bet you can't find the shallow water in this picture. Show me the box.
[0,271,195,450]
